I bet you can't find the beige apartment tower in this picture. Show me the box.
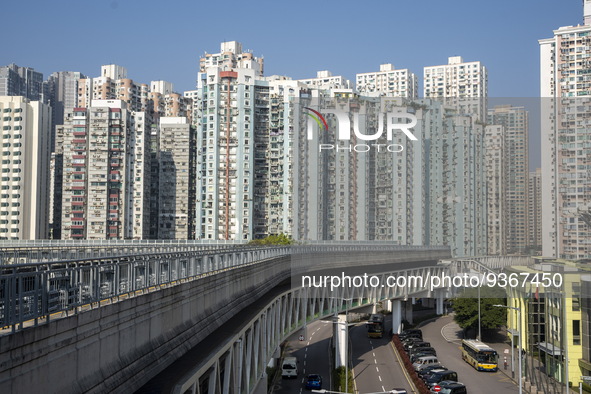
[0,96,51,239]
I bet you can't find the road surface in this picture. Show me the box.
[350,319,412,394]
[419,315,518,393]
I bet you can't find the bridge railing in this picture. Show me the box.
[0,245,290,332]
[0,243,449,333]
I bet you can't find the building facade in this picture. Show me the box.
[60,100,132,239]
[0,96,51,239]
[488,105,530,254]
[44,71,86,150]
[529,168,543,254]
[0,64,44,101]
[356,64,418,98]
[540,3,591,259]
[157,117,196,239]
[424,56,488,120]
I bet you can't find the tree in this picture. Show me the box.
[451,287,507,333]
[248,233,294,246]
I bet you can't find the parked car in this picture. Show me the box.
[410,351,437,363]
[430,381,467,394]
[421,367,449,382]
[412,355,439,371]
[399,329,423,341]
[409,346,437,357]
[390,389,408,394]
[425,370,458,387]
[418,365,447,380]
[405,341,431,352]
[305,374,322,390]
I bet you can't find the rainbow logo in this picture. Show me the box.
[304,107,328,131]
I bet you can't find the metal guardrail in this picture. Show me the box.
[0,245,289,332]
[0,243,450,333]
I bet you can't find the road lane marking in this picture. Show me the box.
[373,352,376,357]
[307,341,310,345]
[376,367,379,373]
[305,353,307,359]
[378,376,382,382]
[369,341,373,345]
[304,361,306,366]
[374,359,377,364]
[381,386,385,392]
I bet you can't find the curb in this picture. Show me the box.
[390,339,419,394]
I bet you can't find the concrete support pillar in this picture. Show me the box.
[334,316,346,368]
[384,300,393,313]
[391,300,402,334]
[411,297,416,305]
[436,290,444,315]
[404,300,413,324]
[371,303,378,314]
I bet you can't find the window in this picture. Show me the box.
[573,320,581,345]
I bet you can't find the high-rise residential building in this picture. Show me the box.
[183,89,200,127]
[148,123,160,239]
[0,96,51,239]
[294,96,488,256]
[540,2,591,259]
[488,105,529,254]
[195,42,264,241]
[157,117,196,239]
[150,80,173,95]
[200,41,264,77]
[298,71,352,90]
[44,71,86,150]
[484,124,507,255]
[424,56,488,120]
[60,100,133,240]
[356,64,418,98]
[77,65,150,112]
[528,168,542,253]
[194,42,297,241]
[101,64,127,80]
[0,64,44,102]
[130,111,151,239]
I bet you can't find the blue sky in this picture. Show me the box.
[1,0,584,97]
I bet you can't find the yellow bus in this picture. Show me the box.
[461,339,498,371]
[367,313,384,338]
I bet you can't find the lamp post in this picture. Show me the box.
[478,285,481,341]
[494,304,522,394]
[343,298,351,393]
[335,298,352,393]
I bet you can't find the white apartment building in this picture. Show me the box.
[61,100,132,240]
[424,56,488,120]
[200,41,264,77]
[195,43,262,241]
[0,96,51,239]
[540,1,591,259]
[151,80,173,95]
[130,111,151,239]
[101,64,127,80]
[298,70,352,90]
[356,64,418,98]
